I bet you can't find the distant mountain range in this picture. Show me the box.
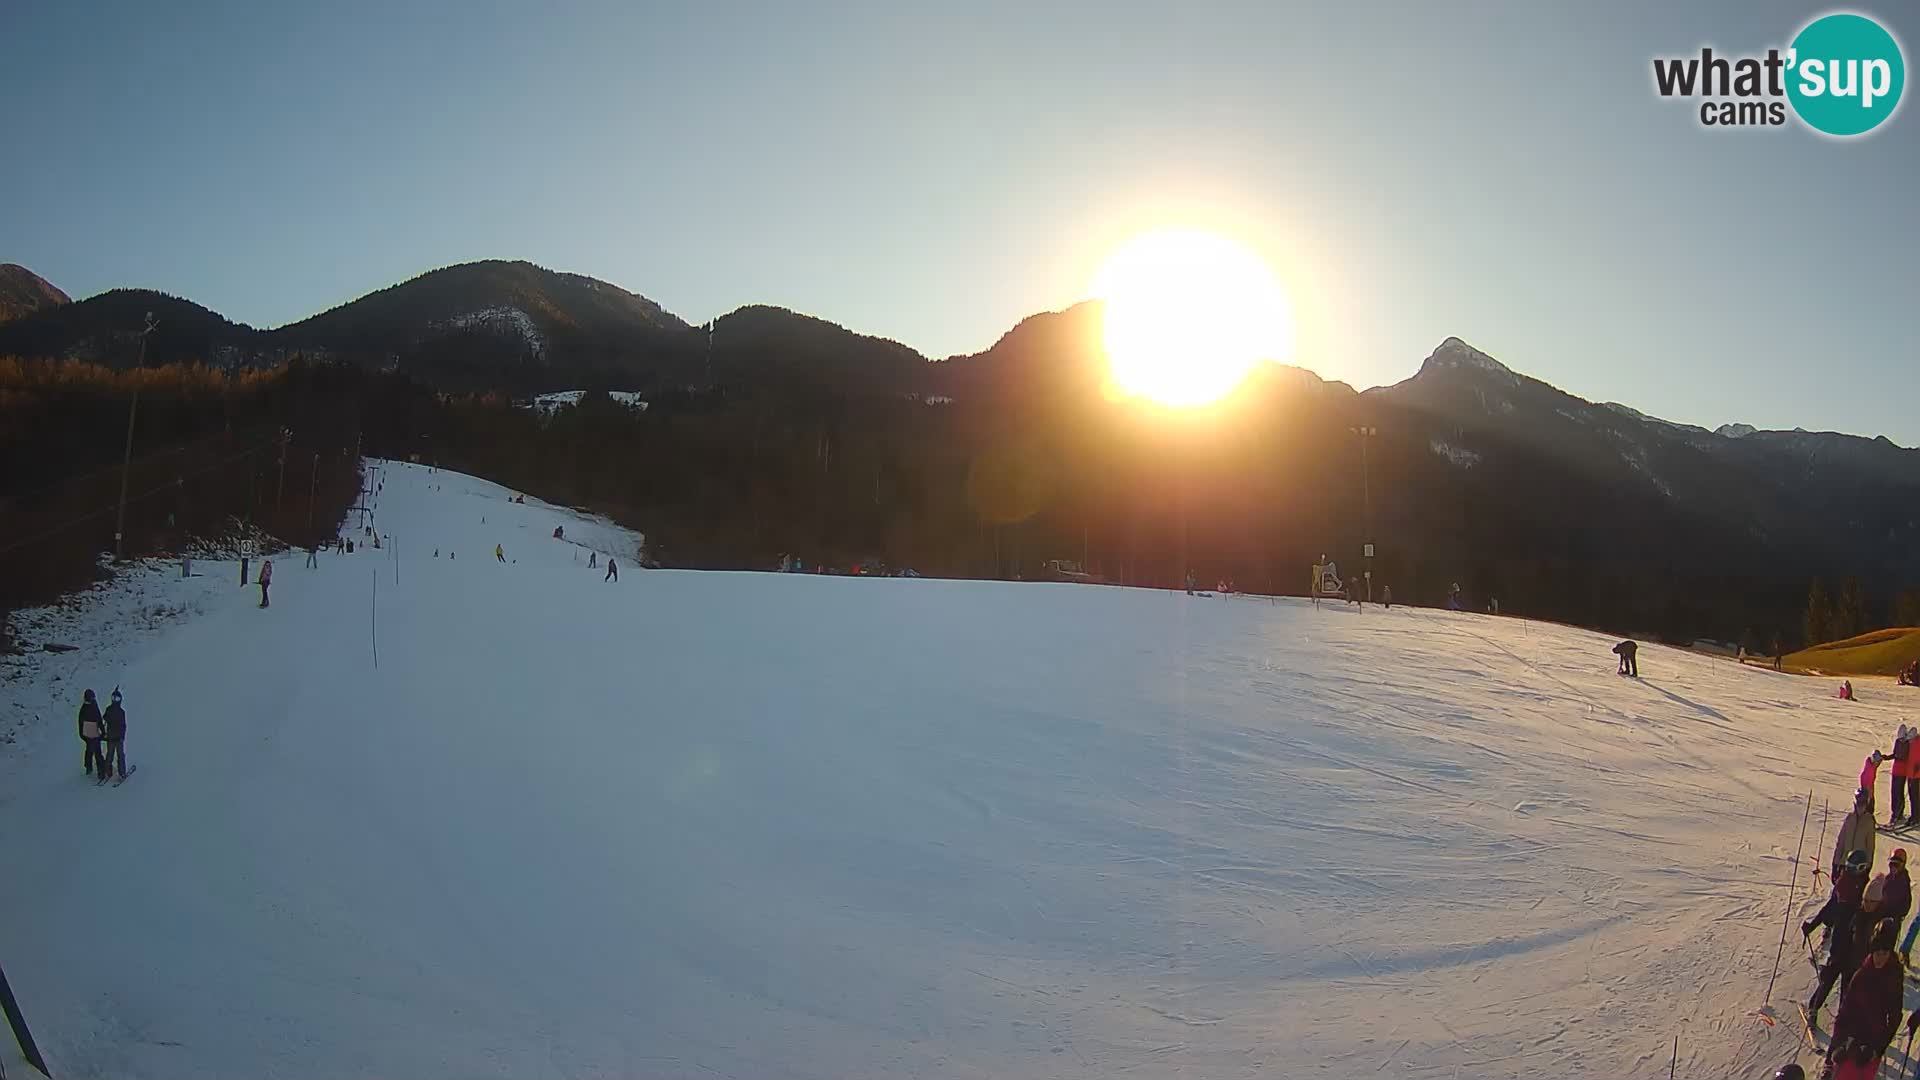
[4,257,1915,640]
[0,264,70,323]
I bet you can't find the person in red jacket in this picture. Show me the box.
[1823,918,1905,1079]
[1904,731,1920,827]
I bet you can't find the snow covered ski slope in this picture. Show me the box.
[0,460,1907,1079]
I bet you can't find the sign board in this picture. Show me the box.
[1363,543,1375,558]
[240,540,257,558]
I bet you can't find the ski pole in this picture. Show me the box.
[1813,796,1831,883]
[1765,790,1815,1003]
[1903,1022,1915,1076]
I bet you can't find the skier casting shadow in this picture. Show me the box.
[1612,639,1637,677]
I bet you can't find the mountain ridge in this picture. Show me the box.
[0,259,1908,452]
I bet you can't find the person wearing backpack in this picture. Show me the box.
[77,689,104,777]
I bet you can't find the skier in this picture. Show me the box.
[1835,788,1878,881]
[1890,726,1913,825]
[589,552,597,569]
[1613,639,1639,677]
[1820,918,1904,1079]
[1900,726,1920,826]
[1806,847,1872,945]
[495,544,505,563]
[1381,584,1392,609]
[258,557,273,608]
[1882,849,1912,931]
[1859,755,1886,813]
[77,689,104,777]
[1810,873,1889,1019]
[305,545,318,569]
[605,558,617,583]
[101,687,129,782]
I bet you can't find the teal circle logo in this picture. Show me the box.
[1787,13,1905,136]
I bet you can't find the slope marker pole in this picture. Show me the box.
[1764,789,1815,1003]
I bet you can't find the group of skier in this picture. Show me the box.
[74,687,131,784]
[1791,724,1920,1078]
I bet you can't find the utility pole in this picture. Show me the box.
[276,427,291,517]
[307,451,320,530]
[113,312,159,560]
[1350,425,1378,603]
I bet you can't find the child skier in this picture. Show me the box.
[77,689,103,776]
[1810,872,1889,1020]
[1807,847,1873,946]
[100,687,129,782]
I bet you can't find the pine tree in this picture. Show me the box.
[1836,576,1868,641]
[1896,588,1920,628]
[1805,578,1833,648]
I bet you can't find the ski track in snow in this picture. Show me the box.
[1,459,1912,1079]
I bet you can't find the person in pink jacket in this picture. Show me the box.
[1863,752,1887,797]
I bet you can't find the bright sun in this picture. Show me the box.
[1092,229,1293,407]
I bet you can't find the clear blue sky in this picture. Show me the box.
[3,1,1914,440]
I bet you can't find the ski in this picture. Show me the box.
[112,764,138,787]
[1800,1003,1822,1051]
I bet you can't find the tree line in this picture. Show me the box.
[5,351,1905,656]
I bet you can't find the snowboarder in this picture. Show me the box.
[553,526,564,540]
[605,558,617,583]
[495,544,505,563]
[1835,789,1878,880]
[305,545,318,569]
[1613,639,1639,677]
[258,557,273,608]
[1810,873,1889,1018]
[1840,680,1856,701]
[1890,726,1913,824]
[1807,847,1872,944]
[77,689,104,776]
[1820,917,1904,1079]
[101,687,129,782]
